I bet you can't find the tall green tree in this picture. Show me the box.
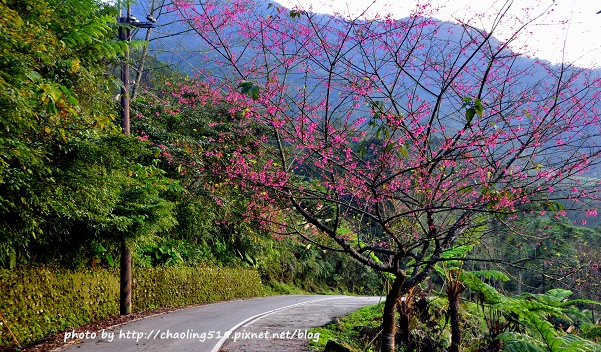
[0,0,176,268]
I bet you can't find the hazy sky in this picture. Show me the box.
[276,0,601,68]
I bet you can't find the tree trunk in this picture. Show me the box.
[517,268,522,295]
[399,308,410,347]
[381,275,405,352]
[397,289,414,350]
[446,278,465,352]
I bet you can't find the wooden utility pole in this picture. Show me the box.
[117,0,156,316]
[119,2,132,316]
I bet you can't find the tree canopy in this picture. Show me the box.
[0,0,176,267]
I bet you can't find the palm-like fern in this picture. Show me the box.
[461,271,601,352]
[499,315,601,352]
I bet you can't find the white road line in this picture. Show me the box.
[209,296,340,352]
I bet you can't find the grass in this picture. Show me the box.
[263,281,306,295]
[309,303,384,352]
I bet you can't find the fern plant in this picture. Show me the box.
[499,312,601,352]
[433,255,601,352]
[460,271,601,352]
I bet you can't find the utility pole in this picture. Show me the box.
[119,9,131,135]
[117,0,156,316]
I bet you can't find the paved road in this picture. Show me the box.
[59,295,382,351]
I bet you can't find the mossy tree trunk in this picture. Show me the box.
[397,288,415,350]
[446,275,465,352]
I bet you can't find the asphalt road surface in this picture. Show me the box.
[59,295,382,351]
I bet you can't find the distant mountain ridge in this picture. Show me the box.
[130,0,601,157]
[131,1,599,77]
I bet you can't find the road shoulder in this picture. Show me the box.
[220,296,381,352]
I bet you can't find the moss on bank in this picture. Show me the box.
[0,266,262,348]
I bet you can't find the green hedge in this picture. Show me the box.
[132,267,262,309]
[0,266,263,348]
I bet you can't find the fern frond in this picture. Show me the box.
[545,289,574,302]
[513,297,564,317]
[499,330,601,352]
[498,331,546,352]
[556,334,601,352]
[440,244,475,259]
[461,271,503,304]
[516,310,601,352]
[469,269,510,282]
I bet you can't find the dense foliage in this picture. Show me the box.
[0,0,381,297]
[0,0,176,267]
[310,281,601,352]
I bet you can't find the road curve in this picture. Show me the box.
[59,295,382,351]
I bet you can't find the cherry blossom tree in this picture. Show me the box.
[169,0,601,350]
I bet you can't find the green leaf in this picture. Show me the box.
[544,201,565,212]
[39,83,63,102]
[497,332,546,352]
[67,95,79,105]
[238,81,253,90]
[474,98,484,117]
[289,10,305,18]
[440,244,474,259]
[398,144,408,158]
[370,100,385,119]
[106,254,115,267]
[250,86,259,100]
[465,108,476,124]
[26,70,42,82]
[238,81,260,100]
